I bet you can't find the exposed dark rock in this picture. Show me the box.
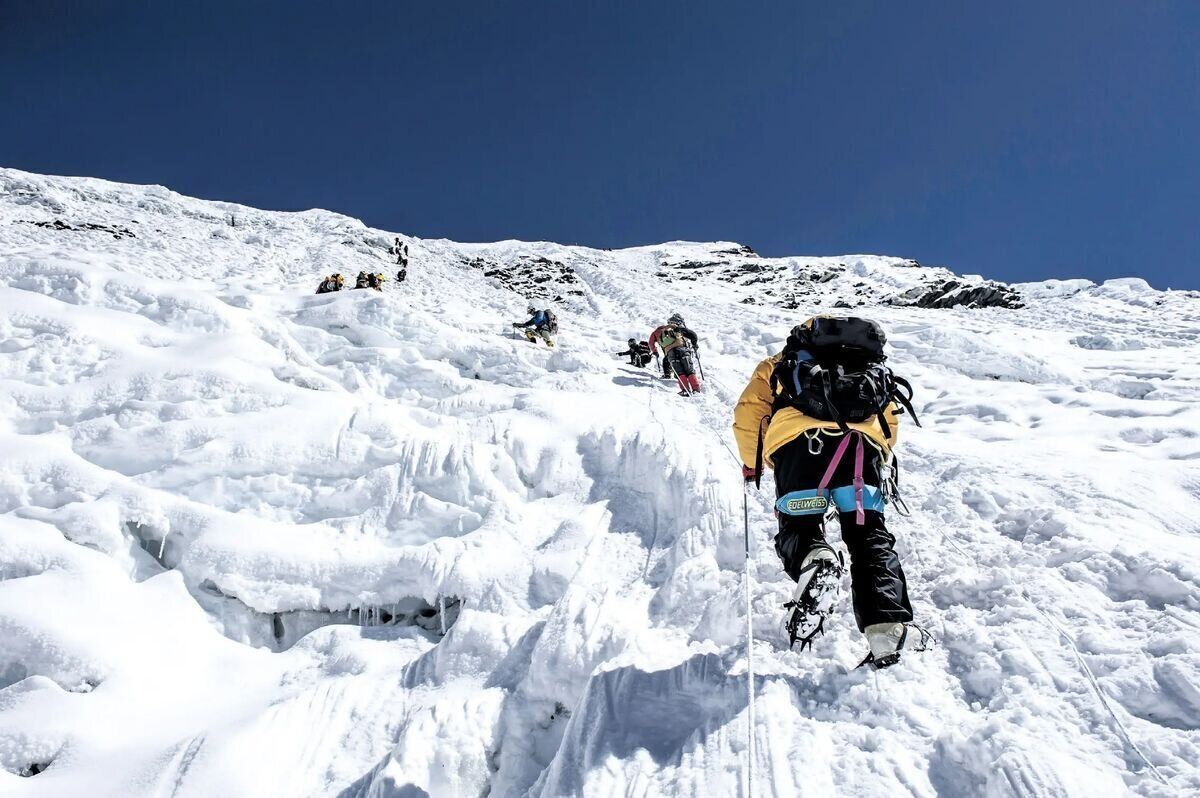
[734,263,767,274]
[740,274,774,286]
[713,244,758,257]
[462,254,584,299]
[18,218,136,239]
[796,266,842,283]
[890,279,1023,309]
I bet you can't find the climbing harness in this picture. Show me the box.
[774,430,882,525]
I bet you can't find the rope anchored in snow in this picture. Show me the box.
[741,477,757,798]
[1020,589,1171,786]
[941,528,1172,787]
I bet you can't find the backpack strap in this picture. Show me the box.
[816,368,851,432]
[853,433,866,524]
[817,432,855,491]
[876,407,893,442]
[815,431,871,523]
[890,375,922,427]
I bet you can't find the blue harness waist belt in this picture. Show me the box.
[776,485,884,516]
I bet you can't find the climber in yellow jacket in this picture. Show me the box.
[732,316,929,668]
[733,358,899,469]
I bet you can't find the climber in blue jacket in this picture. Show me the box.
[513,305,558,347]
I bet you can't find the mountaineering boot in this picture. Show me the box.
[783,545,844,650]
[859,622,933,669]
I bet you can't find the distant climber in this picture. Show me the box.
[615,338,653,367]
[352,271,386,291]
[733,316,928,668]
[513,304,557,347]
[392,238,409,266]
[650,313,701,394]
[316,274,345,294]
[396,266,407,283]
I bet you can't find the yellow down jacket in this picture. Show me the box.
[732,354,900,469]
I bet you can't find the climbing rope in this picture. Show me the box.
[1022,589,1170,786]
[939,528,1171,786]
[742,477,757,798]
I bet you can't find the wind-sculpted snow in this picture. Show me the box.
[2,167,1200,796]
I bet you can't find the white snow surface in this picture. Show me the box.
[1,167,1199,797]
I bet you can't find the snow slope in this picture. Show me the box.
[1,167,1199,797]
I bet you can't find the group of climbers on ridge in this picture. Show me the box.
[308,238,929,667]
[314,270,388,293]
[612,313,702,395]
[392,237,409,283]
[314,237,412,293]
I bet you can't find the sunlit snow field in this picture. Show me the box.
[1,168,1199,797]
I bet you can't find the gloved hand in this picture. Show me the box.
[742,465,759,483]
[512,322,521,328]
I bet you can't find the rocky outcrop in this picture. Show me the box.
[890,279,1023,309]
[462,254,585,301]
[17,218,136,239]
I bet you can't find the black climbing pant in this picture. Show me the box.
[666,347,697,377]
[771,435,913,631]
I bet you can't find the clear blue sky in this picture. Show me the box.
[3,1,1198,287]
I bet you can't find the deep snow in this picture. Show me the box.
[1,167,1199,797]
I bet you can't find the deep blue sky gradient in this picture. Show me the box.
[2,1,1198,287]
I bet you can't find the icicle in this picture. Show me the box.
[439,596,447,636]
[157,533,167,561]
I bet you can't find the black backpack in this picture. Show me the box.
[769,317,920,441]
